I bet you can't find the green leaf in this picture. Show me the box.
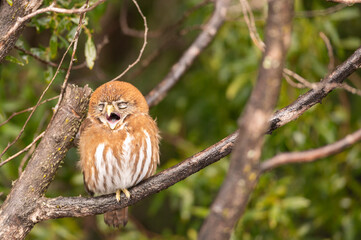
[6,0,13,6]
[5,56,24,66]
[85,37,96,70]
[282,197,310,210]
[49,34,58,59]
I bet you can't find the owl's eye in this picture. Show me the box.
[98,103,105,111]
[117,102,128,109]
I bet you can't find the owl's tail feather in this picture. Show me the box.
[104,207,128,228]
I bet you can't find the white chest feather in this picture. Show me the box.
[92,130,152,195]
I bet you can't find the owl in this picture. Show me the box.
[78,81,160,227]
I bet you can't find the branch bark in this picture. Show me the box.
[0,0,43,62]
[199,1,294,239]
[0,85,91,239]
[268,45,361,134]
[34,132,238,220]
[145,0,231,107]
[260,128,361,172]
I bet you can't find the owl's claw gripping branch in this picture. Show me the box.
[122,188,130,199]
[116,189,121,202]
[115,189,130,202]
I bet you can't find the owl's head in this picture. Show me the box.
[88,81,149,130]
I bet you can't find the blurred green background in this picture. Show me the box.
[1,0,361,239]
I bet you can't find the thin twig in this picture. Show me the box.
[20,0,105,23]
[336,82,361,96]
[260,128,361,172]
[119,0,212,38]
[296,3,346,18]
[56,0,89,110]
[239,0,265,51]
[283,74,306,89]
[0,43,69,160]
[283,68,317,88]
[0,1,90,161]
[14,45,59,68]
[18,112,49,176]
[110,0,148,82]
[0,96,58,128]
[319,32,335,73]
[0,132,45,167]
[146,0,230,107]
[15,35,109,70]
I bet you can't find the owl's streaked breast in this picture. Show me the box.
[79,117,158,195]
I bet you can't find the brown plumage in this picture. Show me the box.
[79,81,160,228]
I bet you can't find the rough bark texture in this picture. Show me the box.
[35,131,238,220]
[0,85,91,240]
[199,1,294,239]
[268,45,361,134]
[0,0,43,62]
[146,0,230,107]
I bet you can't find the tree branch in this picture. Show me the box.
[36,132,238,220]
[0,85,92,240]
[260,128,361,173]
[199,1,294,239]
[145,0,231,107]
[0,0,43,62]
[268,44,361,134]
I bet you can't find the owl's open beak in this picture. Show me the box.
[105,105,120,130]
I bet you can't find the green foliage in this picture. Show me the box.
[1,0,361,239]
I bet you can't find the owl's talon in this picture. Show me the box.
[116,189,121,202]
[121,188,130,199]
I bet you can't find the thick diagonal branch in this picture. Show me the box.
[0,85,91,240]
[0,1,43,62]
[36,132,238,220]
[145,0,231,107]
[199,1,294,239]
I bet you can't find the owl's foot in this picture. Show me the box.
[121,188,131,199]
[116,189,121,202]
[115,188,130,202]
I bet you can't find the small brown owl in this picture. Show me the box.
[78,81,160,227]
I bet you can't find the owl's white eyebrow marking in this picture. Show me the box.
[137,130,152,184]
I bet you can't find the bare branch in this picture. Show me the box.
[145,0,231,107]
[269,45,361,133]
[15,35,109,70]
[0,2,89,162]
[0,132,45,168]
[0,0,105,63]
[110,0,148,82]
[56,0,89,111]
[340,82,361,96]
[0,85,92,239]
[18,111,50,176]
[119,0,212,39]
[20,0,106,23]
[0,1,43,62]
[36,131,238,220]
[199,1,294,239]
[296,3,346,18]
[0,96,58,128]
[320,32,335,72]
[260,128,361,172]
[239,0,265,51]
